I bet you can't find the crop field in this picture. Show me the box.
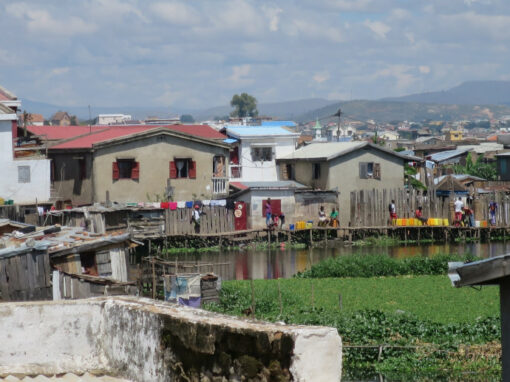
[206,275,501,380]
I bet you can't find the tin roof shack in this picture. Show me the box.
[230,181,338,229]
[449,255,510,381]
[0,219,35,235]
[0,226,136,301]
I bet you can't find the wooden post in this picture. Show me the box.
[500,277,510,382]
[278,279,283,315]
[309,228,313,246]
[324,229,328,246]
[151,257,156,299]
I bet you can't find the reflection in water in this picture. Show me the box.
[169,242,510,281]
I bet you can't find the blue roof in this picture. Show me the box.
[226,126,298,137]
[261,120,297,127]
[428,149,470,162]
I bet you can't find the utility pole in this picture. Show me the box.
[333,108,342,142]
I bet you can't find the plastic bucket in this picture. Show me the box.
[289,224,295,231]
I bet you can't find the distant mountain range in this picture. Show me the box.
[20,80,510,124]
[383,81,510,105]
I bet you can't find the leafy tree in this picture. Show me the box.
[180,114,195,123]
[70,115,78,125]
[405,163,426,190]
[453,152,497,180]
[230,93,258,118]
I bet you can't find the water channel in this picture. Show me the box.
[165,241,510,281]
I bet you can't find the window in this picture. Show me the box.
[312,163,321,180]
[112,159,139,180]
[359,162,381,179]
[281,163,295,180]
[78,158,86,180]
[170,159,196,179]
[213,155,226,177]
[18,166,30,183]
[251,147,272,162]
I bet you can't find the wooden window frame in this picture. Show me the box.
[359,162,381,180]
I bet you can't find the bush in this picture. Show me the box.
[296,253,478,278]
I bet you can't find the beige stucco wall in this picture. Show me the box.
[50,152,94,205]
[281,148,405,225]
[93,135,229,203]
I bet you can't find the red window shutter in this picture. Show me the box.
[189,160,196,179]
[131,161,140,180]
[112,162,119,180]
[169,161,177,179]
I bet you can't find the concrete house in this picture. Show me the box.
[0,86,51,204]
[276,142,415,225]
[225,125,299,181]
[50,111,72,126]
[49,125,230,205]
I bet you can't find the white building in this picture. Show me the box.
[0,87,51,204]
[96,114,132,125]
[225,125,299,182]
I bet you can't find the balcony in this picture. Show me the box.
[230,165,242,179]
[212,177,229,195]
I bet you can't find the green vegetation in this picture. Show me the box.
[453,152,497,181]
[230,93,258,118]
[296,253,478,278]
[206,276,500,380]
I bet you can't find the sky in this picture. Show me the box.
[1,0,509,110]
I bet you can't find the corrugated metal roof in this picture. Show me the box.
[457,143,504,154]
[226,126,299,138]
[261,121,297,127]
[279,141,421,162]
[279,142,366,160]
[428,149,470,162]
[434,174,486,185]
[232,180,308,189]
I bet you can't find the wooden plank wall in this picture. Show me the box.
[349,188,510,227]
[166,206,234,235]
[0,251,52,301]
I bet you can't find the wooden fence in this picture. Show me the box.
[165,206,235,235]
[350,188,510,227]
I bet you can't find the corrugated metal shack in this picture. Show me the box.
[0,225,137,301]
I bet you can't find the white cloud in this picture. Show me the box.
[313,72,330,83]
[419,66,431,74]
[6,3,96,36]
[364,20,391,39]
[374,65,418,90]
[285,19,344,42]
[150,2,200,25]
[228,65,254,87]
[51,67,70,76]
[263,5,283,32]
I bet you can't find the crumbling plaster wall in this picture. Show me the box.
[0,297,342,381]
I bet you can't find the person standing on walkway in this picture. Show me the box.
[265,198,272,227]
[329,207,339,227]
[489,201,498,226]
[388,200,397,223]
[191,204,203,233]
[454,197,464,227]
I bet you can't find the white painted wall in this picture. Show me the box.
[237,189,295,229]
[237,137,296,181]
[0,297,343,382]
[0,120,51,203]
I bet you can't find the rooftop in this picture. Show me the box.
[225,126,299,138]
[279,141,419,162]
[427,149,471,162]
[49,125,226,150]
[230,180,308,190]
[261,120,297,127]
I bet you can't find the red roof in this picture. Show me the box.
[27,125,108,140]
[167,124,226,139]
[50,124,227,150]
[230,182,249,190]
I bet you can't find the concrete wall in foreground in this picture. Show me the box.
[0,297,342,382]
